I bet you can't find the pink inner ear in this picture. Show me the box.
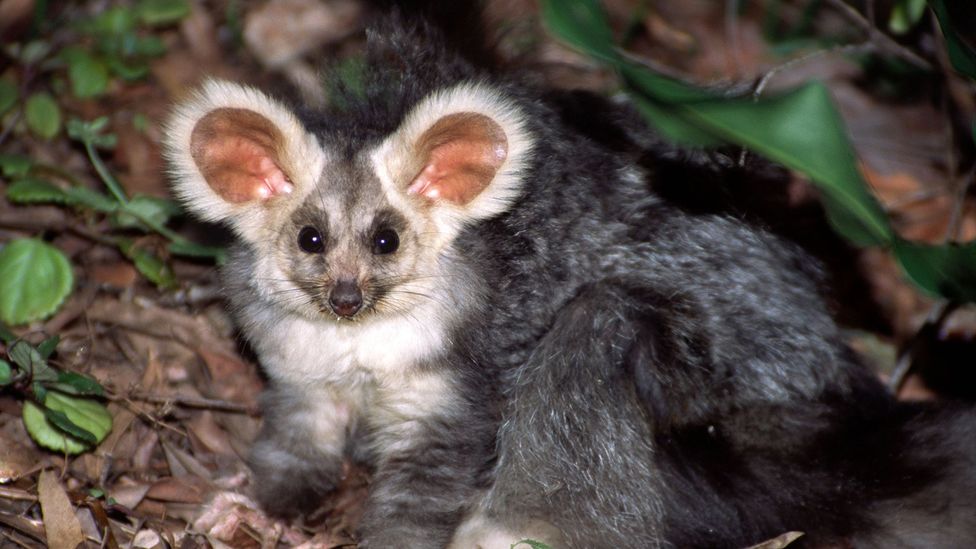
[190,108,294,203]
[406,113,508,206]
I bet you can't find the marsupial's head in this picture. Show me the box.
[164,80,533,322]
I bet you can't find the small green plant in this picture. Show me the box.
[0,328,112,455]
[0,117,224,322]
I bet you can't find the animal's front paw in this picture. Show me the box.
[247,437,343,518]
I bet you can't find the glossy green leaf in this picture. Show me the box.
[929,0,976,80]
[25,92,61,139]
[893,239,976,302]
[540,0,618,63]
[0,239,73,325]
[64,49,110,98]
[0,359,12,385]
[22,400,90,454]
[50,371,104,397]
[9,341,57,382]
[44,407,96,444]
[43,391,112,443]
[0,78,17,115]
[136,0,190,26]
[677,84,893,246]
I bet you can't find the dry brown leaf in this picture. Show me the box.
[0,431,45,482]
[90,261,139,289]
[187,411,238,457]
[37,470,86,549]
[745,531,804,549]
[145,476,210,504]
[108,480,151,510]
[161,439,213,479]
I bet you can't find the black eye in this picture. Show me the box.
[297,226,325,254]
[372,228,400,255]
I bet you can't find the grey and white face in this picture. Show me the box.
[167,80,534,325]
[276,157,435,321]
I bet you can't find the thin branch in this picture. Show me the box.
[118,391,258,415]
[823,0,932,71]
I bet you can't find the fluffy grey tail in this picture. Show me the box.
[855,405,976,548]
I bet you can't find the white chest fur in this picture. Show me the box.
[239,298,456,452]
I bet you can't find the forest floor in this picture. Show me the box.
[1,1,974,548]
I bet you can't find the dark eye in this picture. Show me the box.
[297,226,325,254]
[372,228,400,255]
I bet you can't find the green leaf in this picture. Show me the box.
[889,0,927,34]
[136,0,190,26]
[167,239,226,261]
[22,400,90,454]
[84,7,136,38]
[0,324,16,344]
[540,0,618,64]
[0,359,12,385]
[63,186,120,212]
[49,370,104,397]
[677,84,893,246]
[893,239,976,302]
[37,335,59,359]
[0,239,74,325]
[118,239,177,289]
[64,48,110,98]
[66,117,118,149]
[9,341,58,382]
[24,92,61,139]
[114,196,181,230]
[0,154,32,177]
[105,57,149,81]
[134,35,166,57]
[6,178,72,204]
[44,407,97,444]
[0,78,17,115]
[43,390,112,443]
[18,40,52,65]
[929,0,976,80]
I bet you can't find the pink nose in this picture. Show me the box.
[329,280,362,317]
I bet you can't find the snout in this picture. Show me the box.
[329,279,363,318]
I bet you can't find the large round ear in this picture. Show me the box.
[164,80,325,242]
[370,83,534,230]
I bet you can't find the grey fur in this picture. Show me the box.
[173,13,976,549]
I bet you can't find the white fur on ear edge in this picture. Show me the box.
[163,79,326,241]
[370,82,535,232]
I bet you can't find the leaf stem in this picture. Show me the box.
[83,141,128,205]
